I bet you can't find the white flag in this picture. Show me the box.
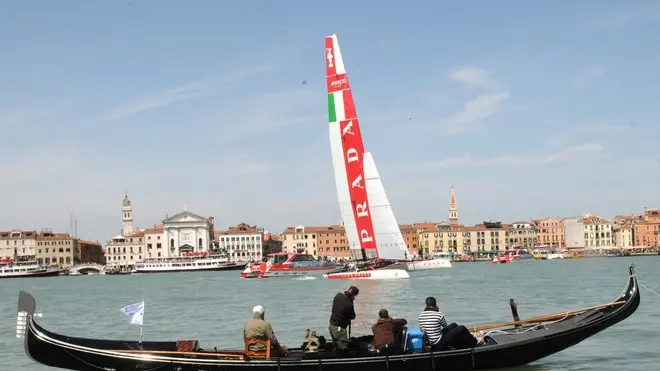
[119,301,144,326]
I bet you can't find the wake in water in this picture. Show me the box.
[293,276,317,280]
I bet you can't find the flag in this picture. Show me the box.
[119,301,144,326]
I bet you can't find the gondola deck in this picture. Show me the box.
[16,264,640,371]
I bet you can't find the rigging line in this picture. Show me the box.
[639,281,660,298]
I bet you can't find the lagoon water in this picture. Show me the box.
[1,256,659,371]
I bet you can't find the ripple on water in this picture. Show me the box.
[1,256,659,371]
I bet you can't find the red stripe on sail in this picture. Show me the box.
[339,119,378,252]
[325,37,336,79]
[342,89,357,120]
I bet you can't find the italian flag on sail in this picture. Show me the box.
[328,90,357,123]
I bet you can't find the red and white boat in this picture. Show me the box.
[491,249,534,264]
[240,253,338,279]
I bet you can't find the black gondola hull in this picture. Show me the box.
[17,265,640,371]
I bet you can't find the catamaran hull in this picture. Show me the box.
[135,264,244,274]
[405,259,452,270]
[324,269,409,280]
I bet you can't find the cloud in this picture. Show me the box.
[403,143,603,172]
[443,92,510,133]
[574,64,606,87]
[450,67,503,91]
[103,65,271,120]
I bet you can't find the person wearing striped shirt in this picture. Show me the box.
[417,296,448,348]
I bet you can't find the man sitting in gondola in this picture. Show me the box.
[418,297,484,351]
[371,309,407,354]
[244,305,287,357]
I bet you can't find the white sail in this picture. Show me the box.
[328,122,363,258]
[363,153,408,261]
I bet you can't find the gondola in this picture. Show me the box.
[16,264,640,371]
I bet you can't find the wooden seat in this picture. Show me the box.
[244,339,270,360]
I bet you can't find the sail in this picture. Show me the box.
[326,34,377,261]
[363,153,408,261]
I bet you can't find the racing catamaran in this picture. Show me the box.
[323,34,450,280]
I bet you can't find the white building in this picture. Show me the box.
[565,214,613,249]
[215,223,264,262]
[162,208,215,257]
[104,232,145,268]
[0,230,37,258]
[613,225,634,247]
[144,224,165,259]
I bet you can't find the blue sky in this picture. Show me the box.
[1,1,659,242]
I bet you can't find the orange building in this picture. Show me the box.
[633,208,660,247]
[399,224,421,256]
[531,218,565,250]
[316,225,350,260]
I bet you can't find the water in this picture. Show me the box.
[1,257,659,370]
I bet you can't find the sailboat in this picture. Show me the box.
[323,34,450,280]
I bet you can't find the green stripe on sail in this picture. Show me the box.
[327,93,337,123]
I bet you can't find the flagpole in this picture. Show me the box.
[138,300,144,346]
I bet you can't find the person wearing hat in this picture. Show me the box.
[244,305,287,357]
[371,309,408,353]
[328,286,359,350]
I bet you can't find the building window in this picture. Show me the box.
[170,239,174,248]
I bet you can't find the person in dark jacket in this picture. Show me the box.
[371,309,407,352]
[328,286,359,350]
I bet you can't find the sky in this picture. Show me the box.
[1,1,660,243]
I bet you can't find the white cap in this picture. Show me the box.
[252,305,265,314]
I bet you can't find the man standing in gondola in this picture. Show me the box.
[329,286,359,350]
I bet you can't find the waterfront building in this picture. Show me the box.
[162,208,215,256]
[35,230,77,268]
[215,223,264,262]
[315,224,350,260]
[0,230,37,258]
[262,231,283,256]
[633,208,660,247]
[613,225,634,247]
[531,218,565,250]
[399,224,421,257]
[104,231,145,268]
[280,225,326,257]
[507,222,539,250]
[564,214,613,249]
[467,221,510,253]
[144,224,165,258]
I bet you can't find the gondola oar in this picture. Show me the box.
[470,300,626,333]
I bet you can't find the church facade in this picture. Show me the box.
[162,209,215,258]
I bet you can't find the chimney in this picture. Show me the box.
[208,216,215,225]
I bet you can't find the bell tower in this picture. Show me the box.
[122,191,133,236]
[449,186,458,226]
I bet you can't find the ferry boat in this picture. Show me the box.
[134,252,244,274]
[240,252,338,279]
[532,246,565,260]
[0,257,60,279]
